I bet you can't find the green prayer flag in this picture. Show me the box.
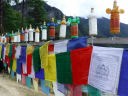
[87,85,101,96]
[56,52,72,84]
[8,45,12,57]
[10,58,13,70]
[33,47,41,72]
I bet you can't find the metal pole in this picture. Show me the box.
[91,36,94,45]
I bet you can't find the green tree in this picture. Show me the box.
[1,0,47,33]
[0,0,20,33]
[28,0,47,27]
[3,3,22,32]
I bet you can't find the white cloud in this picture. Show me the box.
[47,0,128,24]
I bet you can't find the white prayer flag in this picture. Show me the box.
[16,74,21,83]
[28,61,35,78]
[101,91,117,96]
[54,40,68,54]
[88,46,123,94]
[53,82,65,96]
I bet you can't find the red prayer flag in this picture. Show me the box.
[70,46,92,85]
[66,84,82,96]
[27,54,32,75]
[48,44,54,53]
[5,56,10,67]
[12,44,16,59]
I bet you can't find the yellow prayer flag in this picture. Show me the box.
[39,41,50,68]
[12,59,17,72]
[44,54,57,82]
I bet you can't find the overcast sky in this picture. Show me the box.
[47,0,128,24]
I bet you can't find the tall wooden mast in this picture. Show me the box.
[0,0,4,33]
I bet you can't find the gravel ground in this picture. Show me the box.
[0,74,49,96]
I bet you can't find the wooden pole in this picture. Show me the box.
[0,0,4,34]
[21,0,25,28]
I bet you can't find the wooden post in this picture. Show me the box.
[0,0,4,33]
[21,0,25,28]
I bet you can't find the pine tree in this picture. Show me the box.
[28,0,47,27]
[3,2,22,32]
[0,0,19,33]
